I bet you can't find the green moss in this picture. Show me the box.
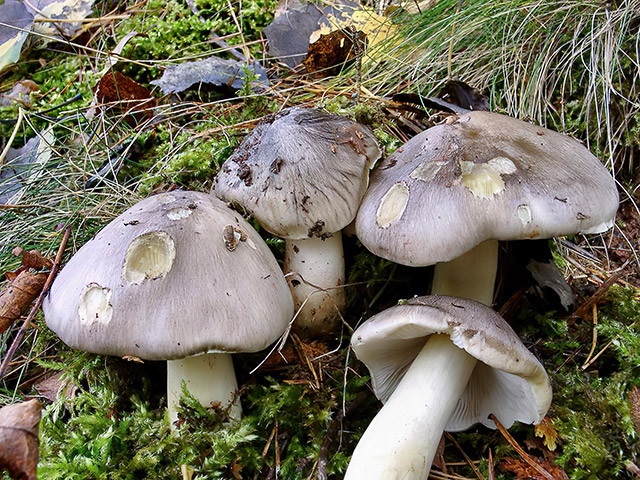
[549,286,640,479]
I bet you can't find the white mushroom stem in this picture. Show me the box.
[431,239,499,306]
[166,353,241,428]
[344,334,477,480]
[284,232,346,335]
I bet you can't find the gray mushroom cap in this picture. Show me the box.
[355,111,619,266]
[214,107,380,239]
[43,191,294,360]
[351,295,552,430]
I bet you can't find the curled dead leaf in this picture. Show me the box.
[302,28,366,77]
[12,247,53,270]
[0,399,41,480]
[0,80,40,107]
[0,270,48,334]
[34,371,76,403]
[95,70,157,126]
[122,355,144,363]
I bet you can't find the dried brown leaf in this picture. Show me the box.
[34,372,76,403]
[302,28,366,77]
[95,70,156,126]
[500,457,569,480]
[0,270,48,334]
[12,247,53,270]
[230,458,243,480]
[0,399,41,480]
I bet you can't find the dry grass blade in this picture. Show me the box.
[445,432,486,480]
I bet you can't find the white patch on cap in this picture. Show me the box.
[488,156,517,174]
[517,204,532,225]
[409,161,446,182]
[460,157,517,198]
[376,182,409,228]
[78,283,113,326]
[156,193,177,204]
[167,207,193,220]
[123,231,176,285]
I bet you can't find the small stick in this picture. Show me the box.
[569,272,621,320]
[0,226,71,381]
[488,448,495,480]
[445,432,486,480]
[490,414,554,480]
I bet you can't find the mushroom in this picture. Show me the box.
[345,295,552,479]
[214,107,380,335]
[355,111,619,305]
[42,191,293,425]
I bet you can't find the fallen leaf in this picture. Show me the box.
[264,0,394,68]
[0,80,40,107]
[309,0,396,50]
[0,0,34,72]
[627,461,640,478]
[0,270,48,334]
[500,456,569,480]
[0,127,55,205]
[121,355,144,363]
[95,70,157,126]
[230,458,243,480]
[0,399,41,480]
[12,247,53,271]
[0,247,52,333]
[263,3,324,68]
[438,79,490,112]
[25,0,96,39]
[34,371,76,402]
[534,416,559,451]
[150,56,269,95]
[302,28,365,77]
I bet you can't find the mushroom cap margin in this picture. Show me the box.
[351,295,552,430]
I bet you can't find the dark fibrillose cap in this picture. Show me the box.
[214,107,381,239]
[356,111,619,266]
[43,191,293,360]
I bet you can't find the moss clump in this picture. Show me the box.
[550,286,640,479]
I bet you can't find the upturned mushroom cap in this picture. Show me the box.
[351,295,551,430]
[355,111,619,266]
[214,107,380,239]
[43,191,294,360]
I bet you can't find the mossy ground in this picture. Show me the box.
[1,0,640,478]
